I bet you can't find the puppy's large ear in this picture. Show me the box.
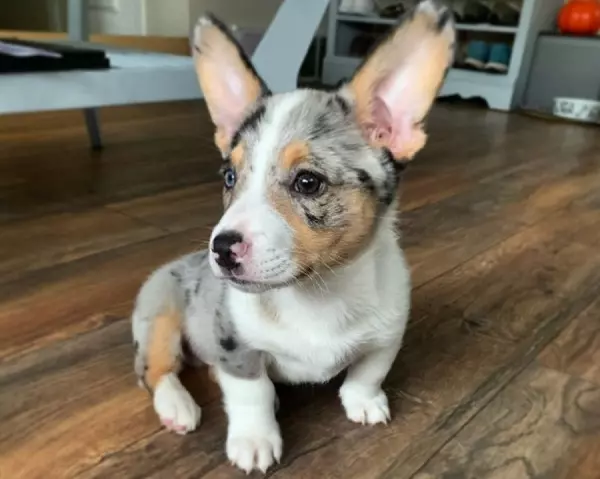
[347,0,455,161]
[192,15,269,153]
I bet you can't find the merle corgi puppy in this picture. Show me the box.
[132,1,455,473]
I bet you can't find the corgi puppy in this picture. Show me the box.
[132,1,455,473]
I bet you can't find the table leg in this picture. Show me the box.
[84,109,103,151]
[69,0,103,149]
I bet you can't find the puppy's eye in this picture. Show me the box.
[223,167,236,189]
[292,171,324,196]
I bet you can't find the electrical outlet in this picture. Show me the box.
[89,0,119,12]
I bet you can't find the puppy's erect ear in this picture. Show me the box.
[346,0,456,161]
[192,15,269,153]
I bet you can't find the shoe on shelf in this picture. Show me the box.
[489,1,522,26]
[449,0,465,23]
[349,33,378,57]
[339,0,377,15]
[464,40,490,69]
[454,39,469,66]
[460,0,493,24]
[485,42,512,73]
[378,2,407,19]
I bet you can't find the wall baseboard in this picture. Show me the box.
[0,31,190,56]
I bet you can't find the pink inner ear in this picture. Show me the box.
[366,92,425,160]
[367,97,393,143]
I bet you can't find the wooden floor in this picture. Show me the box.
[1,101,600,479]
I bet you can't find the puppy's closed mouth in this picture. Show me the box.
[225,276,295,293]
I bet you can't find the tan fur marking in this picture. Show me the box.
[214,128,229,155]
[280,140,310,171]
[270,189,378,273]
[230,142,245,170]
[145,310,182,390]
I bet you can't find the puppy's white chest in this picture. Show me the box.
[229,293,369,383]
[268,325,360,383]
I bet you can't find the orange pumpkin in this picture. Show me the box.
[558,0,600,35]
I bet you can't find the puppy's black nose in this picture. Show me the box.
[212,231,243,271]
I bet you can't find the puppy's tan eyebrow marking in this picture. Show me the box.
[214,129,230,155]
[230,142,245,170]
[280,140,310,171]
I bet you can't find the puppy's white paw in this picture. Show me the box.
[153,373,202,435]
[340,385,391,425]
[226,423,282,474]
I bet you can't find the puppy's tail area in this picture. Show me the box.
[132,261,186,391]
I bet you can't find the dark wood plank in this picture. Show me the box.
[0,208,164,285]
[0,320,221,479]
[539,297,600,387]
[409,206,600,344]
[412,365,600,479]
[407,105,597,182]
[0,101,207,137]
[108,182,223,234]
[0,229,207,362]
[403,139,600,287]
[0,103,219,225]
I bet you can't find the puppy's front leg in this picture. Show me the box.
[215,366,281,474]
[339,339,402,425]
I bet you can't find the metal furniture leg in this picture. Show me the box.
[84,108,103,150]
[68,0,103,149]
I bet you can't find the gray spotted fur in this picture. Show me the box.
[132,250,266,382]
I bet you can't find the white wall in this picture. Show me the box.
[89,0,146,35]
[88,0,190,37]
[188,0,282,31]
[0,0,147,36]
[0,0,326,39]
[145,0,190,36]
[141,0,283,37]
[188,0,328,36]
[145,0,327,40]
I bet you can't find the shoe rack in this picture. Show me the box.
[322,0,564,111]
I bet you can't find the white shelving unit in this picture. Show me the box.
[322,0,564,111]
